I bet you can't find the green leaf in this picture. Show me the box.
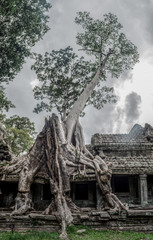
[1,114,36,156]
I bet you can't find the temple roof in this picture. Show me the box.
[91,124,153,145]
[89,123,153,175]
[105,156,153,174]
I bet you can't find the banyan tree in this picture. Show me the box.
[0,12,139,240]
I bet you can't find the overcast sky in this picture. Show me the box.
[5,0,153,143]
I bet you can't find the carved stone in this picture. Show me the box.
[139,174,148,205]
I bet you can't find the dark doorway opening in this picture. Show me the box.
[113,176,129,192]
[71,181,96,208]
[0,182,18,207]
[43,184,52,200]
[75,183,88,200]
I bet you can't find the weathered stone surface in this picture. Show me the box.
[1,122,153,234]
[1,210,153,233]
[79,214,89,220]
[29,213,56,220]
[100,212,110,219]
[128,210,153,217]
[77,229,86,233]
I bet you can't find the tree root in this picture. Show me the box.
[0,113,128,237]
[59,232,69,240]
[11,192,33,216]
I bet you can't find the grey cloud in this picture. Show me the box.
[5,0,152,143]
[5,63,46,133]
[32,0,153,55]
[124,92,142,127]
[105,70,133,92]
[112,70,134,90]
[80,102,119,143]
[81,91,142,143]
[116,0,153,53]
[112,106,125,133]
[120,71,133,82]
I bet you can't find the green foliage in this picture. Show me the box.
[67,226,153,240]
[32,46,116,119]
[0,87,15,112]
[0,114,36,156]
[32,12,139,119]
[0,231,59,240]
[0,0,51,83]
[0,228,153,240]
[75,12,139,78]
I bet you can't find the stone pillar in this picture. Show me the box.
[139,174,148,205]
[129,176,138,203]
[96,183,104,210]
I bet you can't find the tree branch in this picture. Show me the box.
[78,48,101,53]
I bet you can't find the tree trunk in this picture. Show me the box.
[65,50,112,145]
[65,67,101,144]
[1,114,127,239]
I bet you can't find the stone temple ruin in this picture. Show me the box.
[0,122,153,232]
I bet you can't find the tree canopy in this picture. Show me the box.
[75,12,139,77]
[0,87,15,113]
[32,46,116,120]
[32,12,139,124]
[0,0,50,154]
[0,11,140,240]
[0,0,51,84]
[0,114,36,156]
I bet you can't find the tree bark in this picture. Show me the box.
[1,114,127,239]
[65,50,112,145]
[65,68,101,145]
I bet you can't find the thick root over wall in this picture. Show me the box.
[1,114,127,240]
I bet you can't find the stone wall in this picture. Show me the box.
[1,210,153,233]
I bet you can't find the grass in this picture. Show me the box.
[0,226,153,240]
